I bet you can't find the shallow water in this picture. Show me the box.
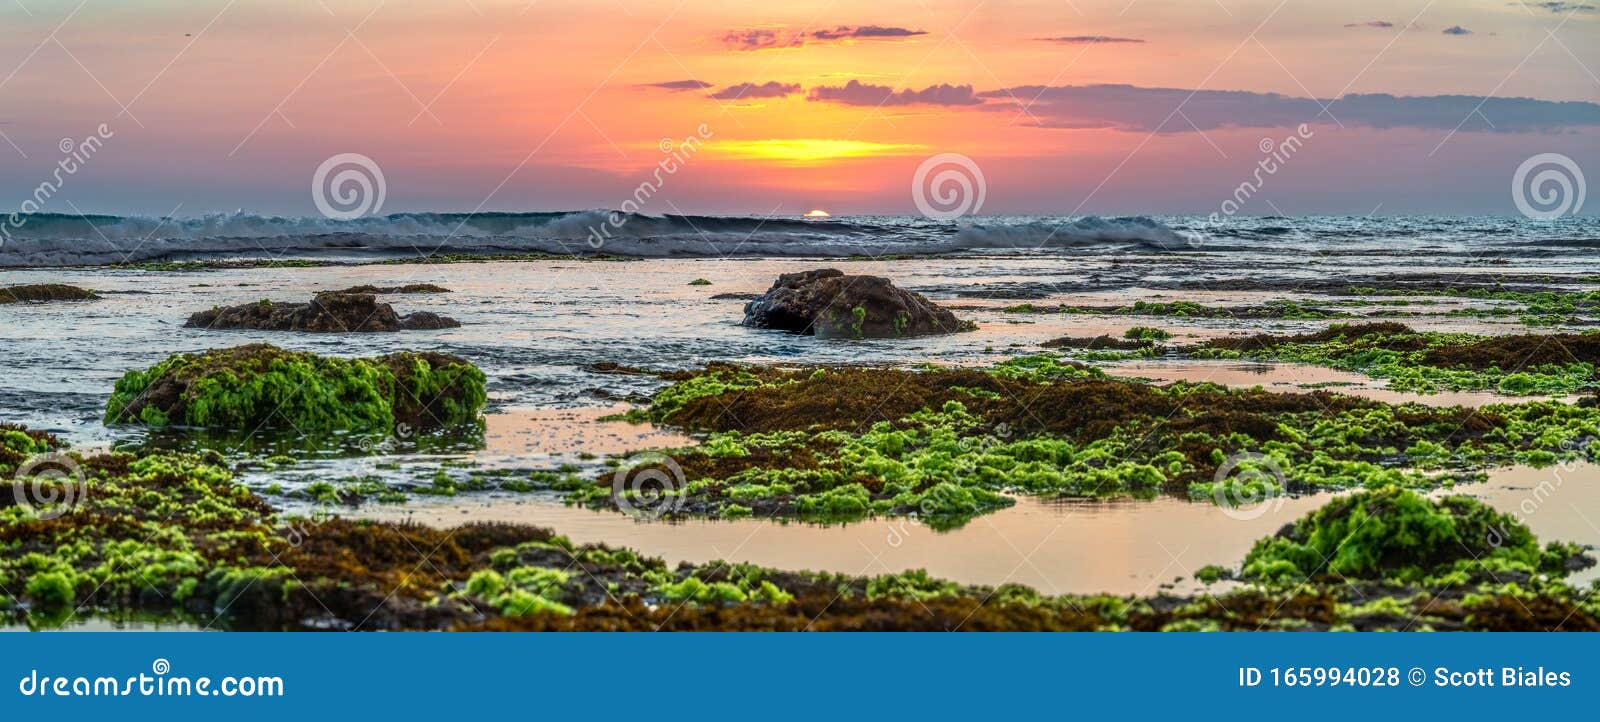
[3,249,1597,597]
[2,253,1581,442]
[341,462,1600,596]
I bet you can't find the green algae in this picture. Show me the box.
[0,284,100,303]
[2,425,1597,631]
[572,355,1600,526]
[1356,286,1600,328]
[1124,326,1172,342]
[104,344,487,438]
[1002,300,1346,320]
[1240,487,1590,585]
[1194,323,1597,396]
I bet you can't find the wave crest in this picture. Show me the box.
[0,211,1193,266]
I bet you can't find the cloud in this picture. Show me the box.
[1442,25,1473,35]
[978,83,1600,132]
[721,28,799,50]
[808,80,983,106]
[1343,20,1396,28]
[1039,35,1145,43]
[641,79,714,91]
[810,25,927,41]
[1521,2,1598,13]
[722,25,926,50]
[709,81,802,100]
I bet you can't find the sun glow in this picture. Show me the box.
[711,138,928,164]
[804,209,832,218]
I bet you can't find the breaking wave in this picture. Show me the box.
[0,211,1195,267]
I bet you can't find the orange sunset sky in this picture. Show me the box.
[0,0,1596,216]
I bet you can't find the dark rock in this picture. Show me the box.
[742,268,973,339]
[0,284,100,304]
[1041,335,1148,350]
[185,292,460,332]
[333,283,451,294]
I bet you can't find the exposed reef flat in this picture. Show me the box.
[1,426,1593,631]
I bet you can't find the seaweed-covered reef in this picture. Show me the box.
[1,426,1594,631]
[103,344,486,436]
[1193,323,1598,396]
[565,355,1600,526]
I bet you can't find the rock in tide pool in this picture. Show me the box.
[185,292,460,332]
[742,268,973,339]
[333,283,451,294]
[0,284,99,304]
[104,344,487,435]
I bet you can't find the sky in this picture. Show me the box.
[0,0,1596,217]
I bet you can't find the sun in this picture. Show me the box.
[803,209,832,218]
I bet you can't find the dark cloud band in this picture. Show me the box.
[808,80,982,106]
[981,84,1600,132]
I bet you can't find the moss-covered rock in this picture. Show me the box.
[1241,486,1591,583]
[104,344,486,436]
[741,268,974,339]
[0,284,99,303]
[185,292,459,332]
